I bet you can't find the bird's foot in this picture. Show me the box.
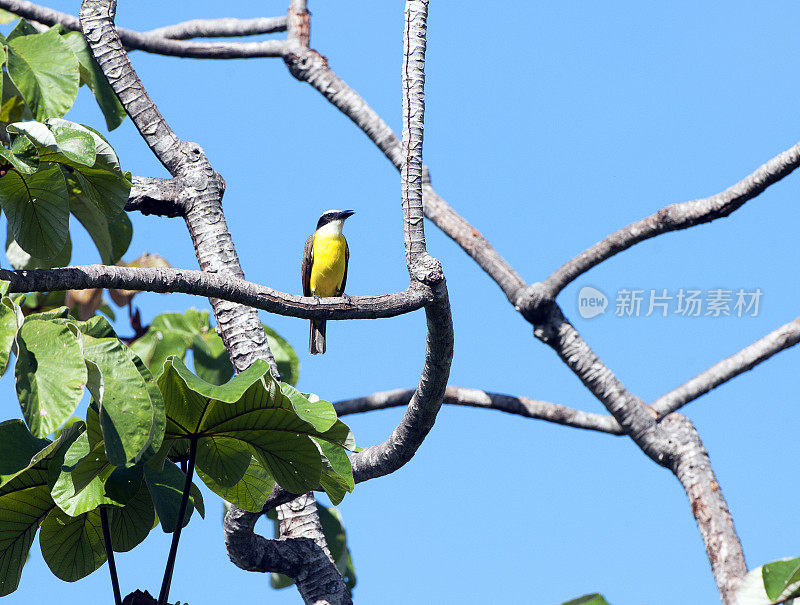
[341,293,353,305]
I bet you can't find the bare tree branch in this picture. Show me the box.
[224,503,351,605]
[542,141,800,296]
[1,265,431,320]
[652,316,800,416]
[0,0,289,58]
[144,16,286,40]
[335,386,624,435]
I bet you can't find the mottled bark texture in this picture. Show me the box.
[79,1,346,603]
[2,265,431,320]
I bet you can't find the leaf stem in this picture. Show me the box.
[99,507,122,605]
[158,437,197,605]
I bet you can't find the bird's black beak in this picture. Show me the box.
[340,210,356,219]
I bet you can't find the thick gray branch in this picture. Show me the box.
[542,140,800,296]
[401,0,428,268]
[1,265,430,320]
[652,316,800,416]
[659,414,747,603]
[335,386,624,435]
[224,505,351,605]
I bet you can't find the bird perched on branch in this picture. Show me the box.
[301,209,355,354]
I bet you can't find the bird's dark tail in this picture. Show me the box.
[309,319,326,355]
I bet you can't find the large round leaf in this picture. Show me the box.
[39,507,105,582]
[6,28,79,121]
[15,319,87,437]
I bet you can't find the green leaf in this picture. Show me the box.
[763,559,800,601]
[60,31,126,131]
[0,421,82,596]
[6,19,37,41]
[0,132,39,174]
[50,434,121,516]
[159,357,330,494]
[0,162,69,259]
[313,437,353,506]
[67,189,133,265]
[561,595,612,605]
[6,28,79,120]
[81,334,163,467]
[195,456,274,513]
[280,383,337,433]
[130,310,210,377]
[192,329,233,386]
[264,325,299,386]
[9,119,130,218]
[0,295,23,376]
[0,419,49,483]
[317,506,356,591]
[15,319,87,437]
[47,118,96,166]
[39,506,105,582]
[108,479,155,552]
[6,224,71,269]
[0,71,33,123]
[143,460,200,533]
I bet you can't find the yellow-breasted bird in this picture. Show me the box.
[301,209,355,354]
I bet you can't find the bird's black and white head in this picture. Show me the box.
[316,209,355,236]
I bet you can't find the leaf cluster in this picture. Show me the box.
[0,290,355,596]
[0,18,131,269]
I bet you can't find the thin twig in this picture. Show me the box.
[335,386,624,435]
[652,316,800,416]
[99,507,122,605]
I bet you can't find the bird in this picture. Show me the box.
[301,209,355,354]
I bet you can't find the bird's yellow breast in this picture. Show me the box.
[310,233,347,297]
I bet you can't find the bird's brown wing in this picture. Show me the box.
[301,234,314,296]
[339,239,349,294]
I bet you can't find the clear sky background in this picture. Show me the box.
[3,2,800,604]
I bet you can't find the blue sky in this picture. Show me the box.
[4,2,800,604]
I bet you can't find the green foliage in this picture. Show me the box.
[158,355,354,498]
[561,595,612,605]
[6,27,79,121]
[0,18,132,267]
[130,309,299,386]
[0,19,125,129]
[0,119,131,266]
[736,558,800,604]
[0,293,355,595]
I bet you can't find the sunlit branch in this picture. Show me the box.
[1,265,431,320]
[652,316,800,416]
[335,386,624,435]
